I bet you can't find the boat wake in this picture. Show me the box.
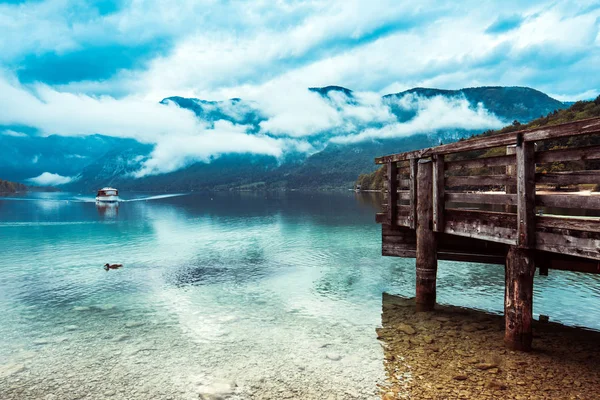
[123,194,187,202]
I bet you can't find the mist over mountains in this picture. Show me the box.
[1,86,566,192]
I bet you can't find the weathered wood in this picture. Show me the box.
[375,117,600,164]
[397,190,412,201]
[445,154,515,171]
[446,175,514,188]
[536,145,600,164]
[536,194,600,210]
[387,162,398,226]
[409,158,418,229]
[446,192,517,205]
[536,170,600,185]
[444,209,517,245]
[523,118,600,143]
[517,139,536,249]
[536,232,600,261]
[505,246,535,351]
[537,215,600,233]
[416,159,437,311]
[433,155,445,232]
[506,145,517,213]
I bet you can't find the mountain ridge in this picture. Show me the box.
[1,85,569,192]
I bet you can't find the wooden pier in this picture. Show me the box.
[375,117,600,351]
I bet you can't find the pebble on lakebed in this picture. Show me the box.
[376,293,600,399]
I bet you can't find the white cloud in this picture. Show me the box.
[1,129,28,137]
[331,94,504,144]
[28,172,74,186]
[133,121,288,177]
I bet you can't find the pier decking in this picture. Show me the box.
[375,117,600,351]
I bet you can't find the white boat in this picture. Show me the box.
[96,187,119,203]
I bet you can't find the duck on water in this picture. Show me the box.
[96,187,119,203]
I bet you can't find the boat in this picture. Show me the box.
[96,187,119,203]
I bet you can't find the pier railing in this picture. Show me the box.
[375,117,600,351]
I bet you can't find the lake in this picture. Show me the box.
[1,191,599,399]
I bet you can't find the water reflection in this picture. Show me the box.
[96,201,119,218]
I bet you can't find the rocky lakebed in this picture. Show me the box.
[377,293,600,399]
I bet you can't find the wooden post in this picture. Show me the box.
[416,159,437,311]
[505,145,516,213]
[387,162,398,226]
[504,246,535,351]
[516,138,536,249]
[504,136,536,351]
[409,158,418,229]
[433,155,445,232]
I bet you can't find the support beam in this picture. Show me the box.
[416,159,437,311]
[433,154,445,232]
[505,246,535,351]
[387,162,398,226]
[516,137,536,249]
[505,145,516,213]
[409,159,418,229]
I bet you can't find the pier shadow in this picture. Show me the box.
[377,293,600,399]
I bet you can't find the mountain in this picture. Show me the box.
[0,179,27,193]
[2,86,570,192]
[0,133,143,182]
[385,86,565,122]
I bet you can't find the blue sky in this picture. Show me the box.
[0,0,599,180]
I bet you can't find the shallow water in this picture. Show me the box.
[1,191,599,399]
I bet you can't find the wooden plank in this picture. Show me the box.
[445,154,515,171]
[398,190,411,201]
[446,175,514,188]
[387,162,398,226]
[446,192,517,205]
[537,215,600,233]
[443,221,518,245]
[377,212,413,228]
[444,209,517,245]
[409,158,418,229]
[517,140,536,249]
[382,245,416,258]
[381,223,415,236]
[537,194,600,210]
[536,232,600,261]
[505,246,535,351]
[536,145,600,164]
[375,117,600,164]
[416,159,437,311]
[433,155,445,232]
[523,118,600,143]
[536,171,600,185]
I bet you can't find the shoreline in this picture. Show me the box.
[377,294,600,399]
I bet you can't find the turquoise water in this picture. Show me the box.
[1,191,600,399]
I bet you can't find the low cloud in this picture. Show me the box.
[1,129,28,137]
[28,172,75,186]
[331,94,504,144]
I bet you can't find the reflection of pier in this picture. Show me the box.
[96,201,119,218]
[375,117,600,351]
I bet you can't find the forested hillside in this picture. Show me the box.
[0,179,27,193]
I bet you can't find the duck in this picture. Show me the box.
[104,263,123,271]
